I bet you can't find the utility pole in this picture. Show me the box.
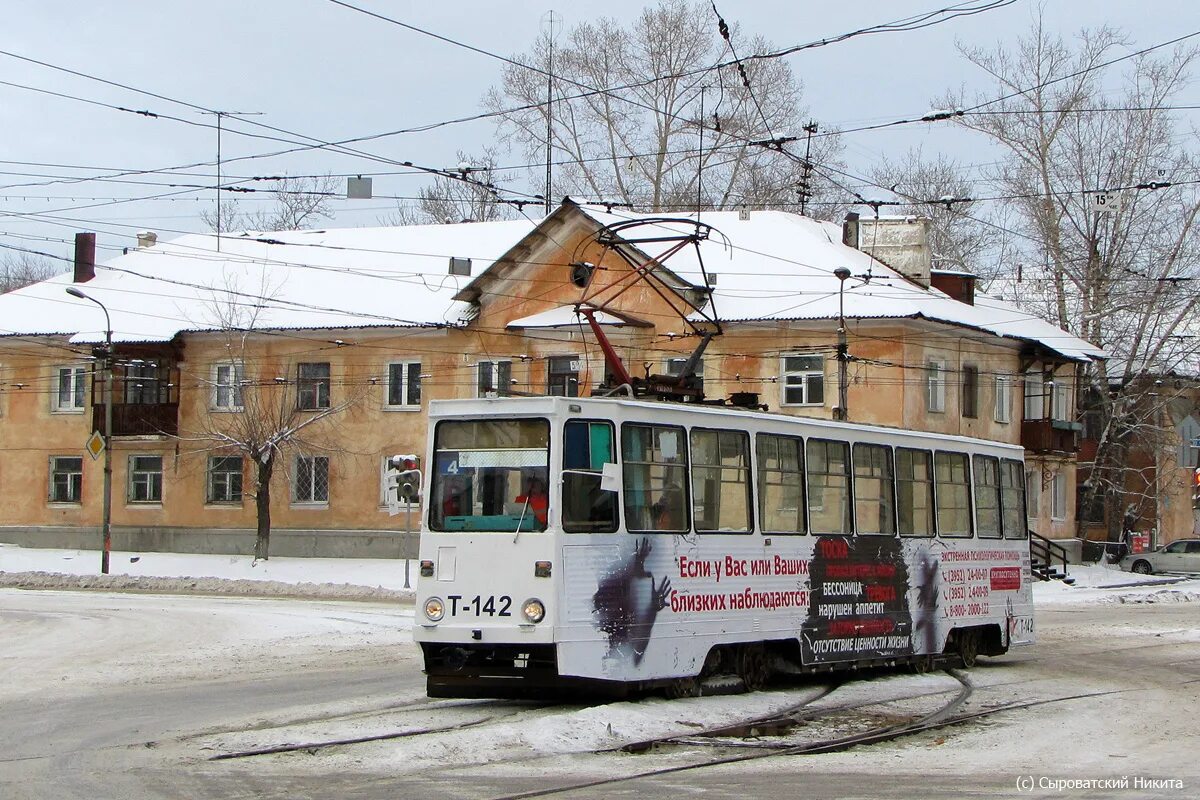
[834,267,851,421]
[543,11,556,216]
[199,110,262,251]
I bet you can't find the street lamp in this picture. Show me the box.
[66,287,114,575]
[833,267,851,421]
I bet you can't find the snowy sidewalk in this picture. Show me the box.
[2,542,1195,605]
[0,543,416,602]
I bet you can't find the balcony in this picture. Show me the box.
[92,402,179,437]
[1021,418,1081,455]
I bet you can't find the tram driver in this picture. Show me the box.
[515,476,549,527]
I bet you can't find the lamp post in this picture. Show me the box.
[833,267,851,421]
[66,287,113,574]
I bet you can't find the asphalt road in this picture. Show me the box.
[1,588,1196,800]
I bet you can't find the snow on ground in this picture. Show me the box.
[0,543,416,601]
[1032,561,1200,606]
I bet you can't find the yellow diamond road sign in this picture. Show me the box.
[86,431,105,461]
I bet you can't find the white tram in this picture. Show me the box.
[412,396,1034,698]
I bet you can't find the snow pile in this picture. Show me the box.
[0,544,415,601]
[1104,589,1200,604]
[1031,562,1200,606]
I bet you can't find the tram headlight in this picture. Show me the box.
[424,596,445,622]
[522,598,546,624]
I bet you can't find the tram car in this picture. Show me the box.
[412,396,1034,698]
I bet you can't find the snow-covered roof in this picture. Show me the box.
[0,203,1103,363]
[0,220,537,344]
[506,306,640,329]
[573,206,1104,362]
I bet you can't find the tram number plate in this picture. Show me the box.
[447,595,512,617]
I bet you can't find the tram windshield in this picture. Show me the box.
[430,418,550,532]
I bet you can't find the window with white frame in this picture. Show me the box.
[49,456,83,503]
[385,361,421,408]
[1050,378,1071,421]
[1051,471,1067,520]
[51,365,87,412]
[781,355,824,406]
[926,359,946,413]
[476,360,512,397]
[128,455,163,503]
[1023,370,1045,420]
[293,455,329,504]
[664,357,705,393]
[207,456,243,503]
[1025,470,1040,521]
[212,362,244,411]
[994,376,1012,423]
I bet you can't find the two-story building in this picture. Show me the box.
[0,200,1102,557]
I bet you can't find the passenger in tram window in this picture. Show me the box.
[516,477,549,526]
[652,484,685,530]
[443,477,468,516]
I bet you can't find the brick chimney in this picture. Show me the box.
[845,215,933,288]
[73,232,96,283]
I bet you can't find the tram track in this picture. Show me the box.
[482,671,1127,800]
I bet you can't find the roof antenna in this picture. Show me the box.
[542,11,557,216]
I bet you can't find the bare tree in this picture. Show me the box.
[200,175,340,234]
[389,149,516,225]
[868,149,1013,282]
[1,250,57,293]
[942,16,1200,538]
[178,281,366,560]
[483,0,842,215]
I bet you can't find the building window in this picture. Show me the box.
[1050,379,1071,422]
[386,362,421,408]
[477,360,512,397]
[1023,370,1045,420]
[208,456,243,503]
[49,456,83,503]
[1026,469,1040,521]
[546,356,580,397]
[297,362,331,410]
[293,455,329,503]
[124,361,168,404]
[994,376,1011,423]
[926,359,946,413]
[1051,471,1067,520]
[52,365,87,412]
[128,455,163,503]
[961,365,978,419]
[664,357,705,393]
[782,355,824,406]
[1178,415,1200,468]
[212,362,244,411]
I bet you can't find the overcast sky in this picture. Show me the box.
[2,0,1196,265]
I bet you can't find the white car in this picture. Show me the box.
[1123,539,1200,575]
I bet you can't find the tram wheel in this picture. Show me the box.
[910,654,936,674]
[956,629,980,668]
[665,677,702,699]
[736,643,770,692]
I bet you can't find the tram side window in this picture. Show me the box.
[430,418,550,532]
[562,420,619,533]
[853,443,895,535]
[757,434,805,534]
[974,455,1003,538]
[622,424,689,533]
[897,448,935,536]
[935,451,973,537]
[807,439,851,535]
[1000,459,1028,538]
[691,429,752,534]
